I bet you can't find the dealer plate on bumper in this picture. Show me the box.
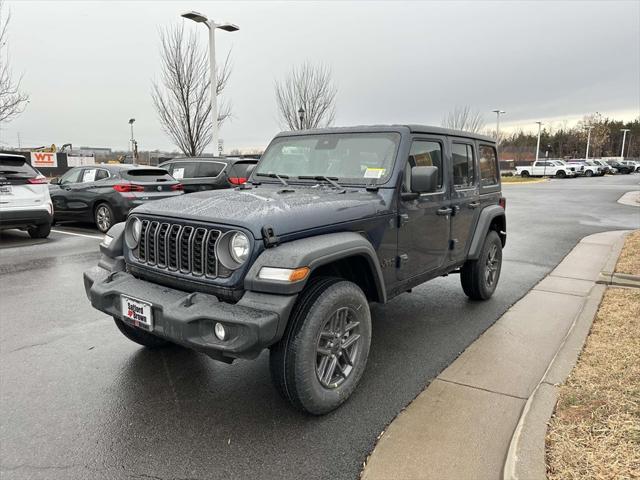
[121,295,153,331]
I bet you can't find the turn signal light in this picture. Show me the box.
[113,184,144,192]
[229,177,248,185]
[258,266,310,282]
[499,197,506,210]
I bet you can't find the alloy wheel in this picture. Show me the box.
[316,307,361,389]
[485,243,499,286]
[96,206,112,232]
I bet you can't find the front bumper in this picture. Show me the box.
[83,265,297,361]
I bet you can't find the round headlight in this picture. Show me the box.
[125,217,142,249]
[230,232,250,264]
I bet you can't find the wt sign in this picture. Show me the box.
[30,152,58,168]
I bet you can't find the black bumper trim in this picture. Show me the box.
[0,209,51,228]
[83,266,296,360]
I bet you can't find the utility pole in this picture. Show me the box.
[181,11,239,157]
[128,118,136,161]
[620,128,630,159]
[584,125,593,161]
[492,109,505,143]
[535,121,543,162]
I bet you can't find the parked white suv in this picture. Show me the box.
[0,153,53,238]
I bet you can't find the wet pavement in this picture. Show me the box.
[1,175,638,480]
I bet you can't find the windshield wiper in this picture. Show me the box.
[298,175,345,191]
[254,172,289,186]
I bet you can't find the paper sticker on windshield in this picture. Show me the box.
[172,167,185,179]
[364,168,385,179]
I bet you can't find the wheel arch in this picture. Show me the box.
[244,232,387,303]
[466,205,506,260]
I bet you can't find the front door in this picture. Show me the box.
[397,137,450,281]
[449,141,480,263]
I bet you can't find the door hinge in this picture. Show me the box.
[397,213,409,228]
[397,253,409,267]
[449,239,458,250]
[262,225,279,248]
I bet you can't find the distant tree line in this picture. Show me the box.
[499,113,640,161]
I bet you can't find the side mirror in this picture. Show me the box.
[411,166,439,193]
[49,177,59,185]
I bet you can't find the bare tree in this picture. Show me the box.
[152,24,232,156]
[0,1,29,124]
[275,63,337,130]
[441,106,485,133]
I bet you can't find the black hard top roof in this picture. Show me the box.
[159,156,256,165]
[275,124,495,143]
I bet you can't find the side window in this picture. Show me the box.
[452,143,474,188]
[95,169,110,181]
[161,163,174,175]
[81,168,100,182]
[197,162,225,178]
[405,140,443,192]
[479,145,499,186]
[60,168,82,185]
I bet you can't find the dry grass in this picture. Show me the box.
[616,230,640,276]
[546,288,640,479]
[501,176,547,183]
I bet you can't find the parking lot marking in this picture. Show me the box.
[51,229,103,240]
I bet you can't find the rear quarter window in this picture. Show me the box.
[197,162,225,178]
[479,145,499,186]
[228,161,258,179]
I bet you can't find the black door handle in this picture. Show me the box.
[468,201,480,208]
[437,207,452,216]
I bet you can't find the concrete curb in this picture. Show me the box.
[361,230,630,480]
[617,190,640,207]
[501,178,549,185]
[502,232,627,480]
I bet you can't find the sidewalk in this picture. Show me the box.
[361,230,629,480]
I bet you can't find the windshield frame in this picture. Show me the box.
[252,131,403,187]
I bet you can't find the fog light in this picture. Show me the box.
[214,322,226,341]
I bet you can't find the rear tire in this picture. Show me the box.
[585,170,593,177]
[520,171,530,178]
[461,230,503,300]
[114,318,171,349]
[28,222,51,239]
[94,203,114,233]
[269,277,372,415]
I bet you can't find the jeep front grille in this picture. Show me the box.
[136,220,221,278]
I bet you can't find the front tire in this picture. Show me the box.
[461,230,503,300]
[555,170,566,178]
[28,222,51,239]
[269,277,372,415]
[585,170,593,177]
[94,203,114,233]
[114,318,171,348]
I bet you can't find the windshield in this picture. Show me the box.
[255,132,401,185]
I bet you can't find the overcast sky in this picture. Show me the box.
[2,0,639,153]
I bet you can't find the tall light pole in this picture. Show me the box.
[535,121,543,162]
[620,128,630,159]
[128,118,136,162]
[298,107,305,130]
[181,11,239,157]
[584,125,593,161]
[492,109,505,142]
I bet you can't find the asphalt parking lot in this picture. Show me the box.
[1,175,639,480]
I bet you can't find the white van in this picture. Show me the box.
[0,153,53,238]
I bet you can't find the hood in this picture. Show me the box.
[132,184,394,239]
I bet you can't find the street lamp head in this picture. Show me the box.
[128,118,135,124]
[298,107,305,115]
[621,128,631,132]
[217,23,239,32]
[181,11,208,23]
[492,109,506,114]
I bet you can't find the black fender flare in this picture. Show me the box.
[244,231,387,302]
[466,205,506,260]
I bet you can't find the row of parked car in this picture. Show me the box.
[514,159,639,178]
[0,154,257,238]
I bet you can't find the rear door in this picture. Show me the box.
[449,140,480,263]
[0,155,48,210]
[49,167,84,217]
[164,162,200,193]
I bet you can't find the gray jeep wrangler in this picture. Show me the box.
[84,125,506,414]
